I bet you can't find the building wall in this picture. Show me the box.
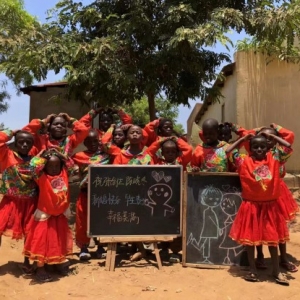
[29,87,90,121]
[196,71,238,127]
[235,51,300,172]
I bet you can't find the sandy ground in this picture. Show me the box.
[0,220,300,300]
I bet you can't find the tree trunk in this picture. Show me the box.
[147,92,156,121]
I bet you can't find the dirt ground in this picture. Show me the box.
[0,220,300,300]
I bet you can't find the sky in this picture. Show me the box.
[1,0,247,131]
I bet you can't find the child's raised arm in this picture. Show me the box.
[260,132,291,148]
[225,134,253,153]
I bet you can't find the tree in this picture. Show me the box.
[123,96,185,134]
[1,1,299,120]
[236,0,300,63]
[0,0,39,88]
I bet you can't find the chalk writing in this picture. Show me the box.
[92,175,147,188]
[107,210,140,225]
[125,176,147,186]
[125,194,148,206]
[92,194,121,207]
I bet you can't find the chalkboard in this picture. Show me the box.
[88,165,182,236]
[182,172,244,268]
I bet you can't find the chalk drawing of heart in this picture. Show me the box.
[151,171,160,182]
[164,176,172,182]
[158,171,165,181]
[222,185,231,191]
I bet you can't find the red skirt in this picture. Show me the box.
[0,195,37,240]
[229,199,289,246]
[277,180,299,221]
[75,191,90,248]
[23,214,73,264]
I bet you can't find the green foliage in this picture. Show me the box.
[0,80,9,114]
[1,0,300,121]
[123,96,185,134]
[236,1,300,62]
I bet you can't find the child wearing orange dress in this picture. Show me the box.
[23,149,74,283]
[148,136,192,262]
[72,129,110,260]
[254,124,298,272]
[0,129,38,273]
[22,112,90,156]
[227,133,292,285]
[113,125,154,260]
[191,118,235,172]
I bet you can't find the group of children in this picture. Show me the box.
[0,107,298,286]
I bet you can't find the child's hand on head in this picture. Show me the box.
[43,114,57,124]
[120,124,132,131]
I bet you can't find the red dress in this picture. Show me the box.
[272,124,298,221]
[72,150,110,248]
[232,123,298,221]
[22,111,91,156]
[0,130,38,240]
[229,150,291,246]
[23,157,73,264]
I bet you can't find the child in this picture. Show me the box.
[22,112,90,157]
[80,107,132,140]
[144,118,186,146]
[101,124,128,162]
[0,129,38,273]
[218,123,233,143]
[72,129,110,260]
[191,118,234,172]
[113,125,154,165]
[23,149,74,283]
[148,136,192,262]
[148,136,192,171]
[226,133,292,285]
[255,124,298,272]
[113,125,154,260]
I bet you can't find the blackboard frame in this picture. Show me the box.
[87,165,183,239]
[182,171,242,269]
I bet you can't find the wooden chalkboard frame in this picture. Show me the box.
[87,165,183,240]
[182,171,242,269]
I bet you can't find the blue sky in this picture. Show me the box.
[1,0,246,131]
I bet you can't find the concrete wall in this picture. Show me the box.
[196,71,238,127]
[235,51,300,172]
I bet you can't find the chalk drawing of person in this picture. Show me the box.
[187,186,222,264]
[145,171,175,217]
[219,193,243,265]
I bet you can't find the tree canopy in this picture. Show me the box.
[1,1,300,120]
[123,96,185,134]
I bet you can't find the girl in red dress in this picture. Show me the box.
[255,124,298,272]
[72,129,110,260]
[226,133,292,285]
[23,149,74,283]
[113,125,154,261]
[0,129,38,273]
[148,136,192,262]
[22,112,90,157]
